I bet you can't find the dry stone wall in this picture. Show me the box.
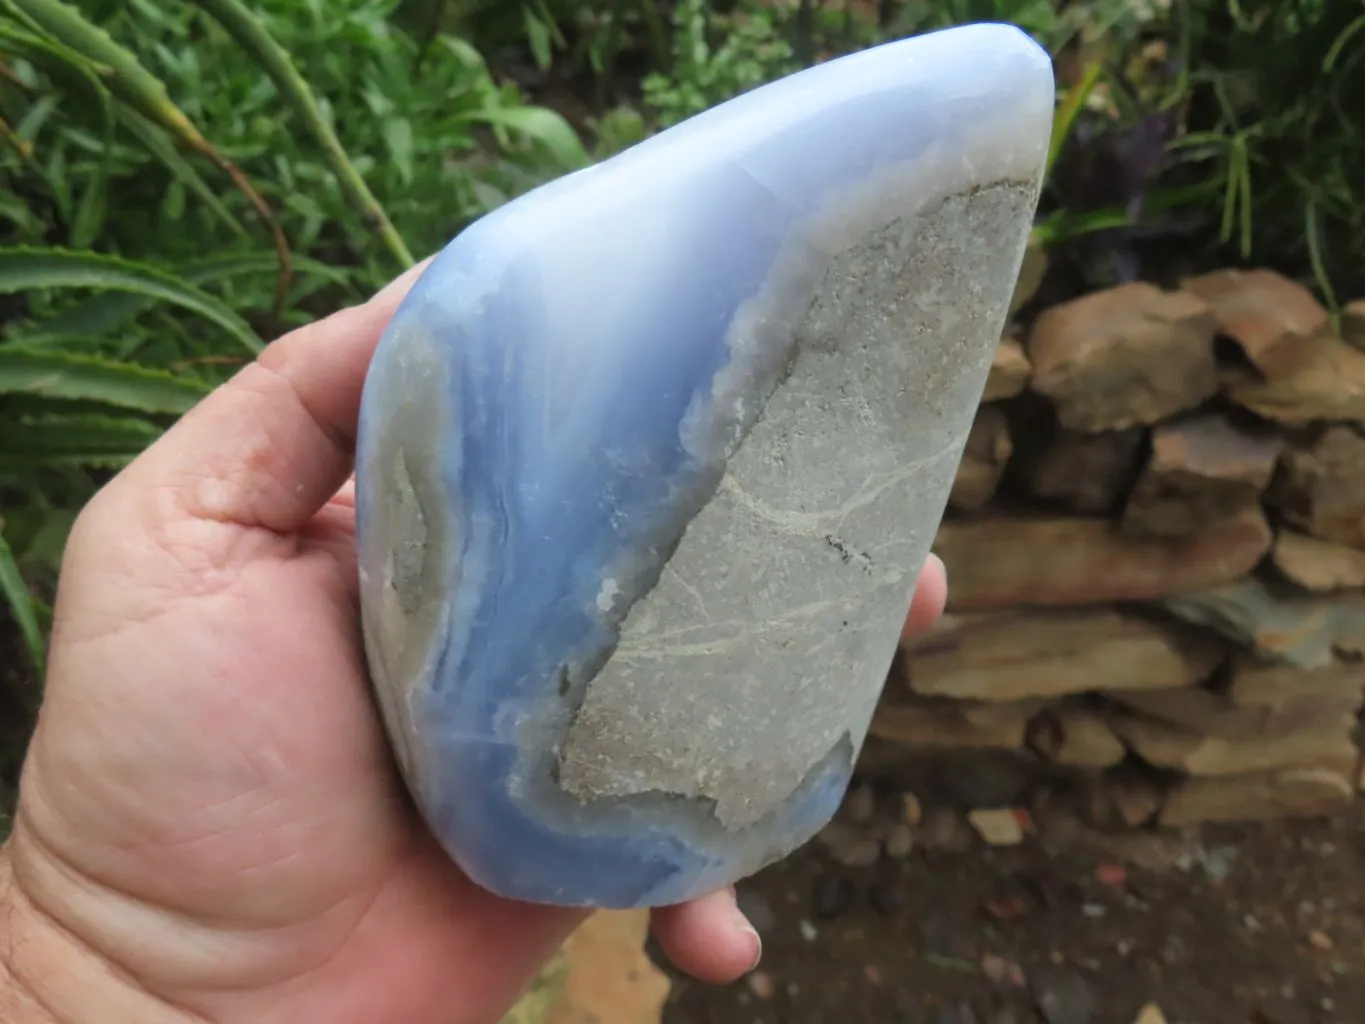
[862,268,1365,832]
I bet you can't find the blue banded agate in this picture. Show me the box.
[355,22,1053,908]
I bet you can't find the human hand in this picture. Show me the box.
[0,264,949,1024]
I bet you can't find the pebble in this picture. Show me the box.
[968,807,1026,847]
[1176,844,1237,881]
[1031,966,1096,1024]
[845,783,877,824]
[798,918,818,942]
[1308,929,1334,951]
[901,790,923,825]
[812,875,856,919]
[746,970,775,999]
[983,894,1030,921]
[1095,863,1127,887]
[842,837,883,868]
[817,820,882,868]
[935,1002,980,1024]
[884,822,915,859]
[1133,1003,1167,1024]
[981,953,1026,988]
[920,808,975,852]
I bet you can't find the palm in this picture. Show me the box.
[18,488,576,1023]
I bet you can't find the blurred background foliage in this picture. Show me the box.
[1,0,1363,677]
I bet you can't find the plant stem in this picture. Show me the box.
[193,0,415,270]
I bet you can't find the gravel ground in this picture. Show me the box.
[660,797,1364,1024]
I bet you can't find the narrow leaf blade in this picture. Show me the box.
[0,347,210,414]
[0,532,45,674]
[0,247,264,353]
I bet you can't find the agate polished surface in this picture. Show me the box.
[355,22,1054,908]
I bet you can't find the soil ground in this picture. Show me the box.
[659,802,1365,1024]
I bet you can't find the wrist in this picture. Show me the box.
[0,841,192,1024]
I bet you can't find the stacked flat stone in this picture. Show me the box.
[863,268,1365,839]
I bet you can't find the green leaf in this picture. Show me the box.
[523,5,553,70]
[18,253,347,341]
[0,531,45,674]
[0,247,264,353]
[0,414,163,469]
[1324,15,1365,73]
[1047,59,1102,180]
[455,105,590,170]
[1304,200,1338,317]
[67,42,114,250]
[382,116,414,186]
[0,507,75,577]
[117,108,248,240]
[0,347,210,414]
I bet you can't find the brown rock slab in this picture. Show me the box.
[1267,425,1365,549]
[870,703,1029,750]
[1271,529,1365,590]
[1159,576,1365,669]
[1120,413,1282,537]
[1027,427,1145,514]
[1027,282,1218,431]
[957,695,1054,728]
[935,505,1273,611]
[546,910,670,1024]
[1158,766,1355,827]
[1028,707,1127,768]
[1107,677,1362,741]
[984,327,1032,401]
[1227,335,1365,423]
[900,609,1224,701]
[1343,298,1365,352]
[1226,655,1365,708]
[1110,709,1358,777]
[1181,268,1331,379]
[949,405,1013,512]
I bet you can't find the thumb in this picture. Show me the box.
[115,259,432,535]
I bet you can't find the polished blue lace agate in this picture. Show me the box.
[355,22,1053,908]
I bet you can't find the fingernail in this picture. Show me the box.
[742,923,763,972]
[732,899,762,972]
